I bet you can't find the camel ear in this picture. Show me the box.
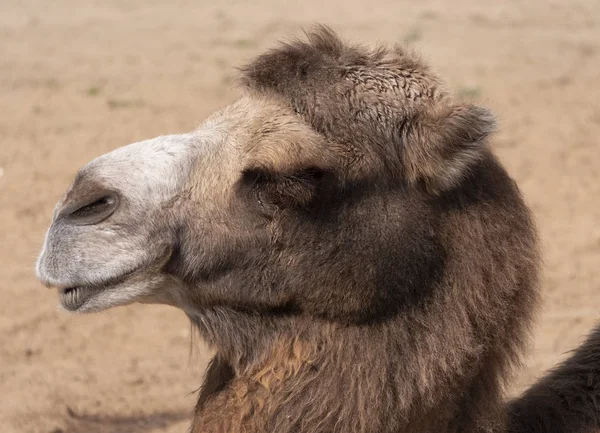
[402,103,496,193]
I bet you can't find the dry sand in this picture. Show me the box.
[1,1,599,432]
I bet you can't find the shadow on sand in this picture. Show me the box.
[57,406,192,433]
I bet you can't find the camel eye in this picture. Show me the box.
[66,194,119,225]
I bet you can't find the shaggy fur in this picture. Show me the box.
[36,27,600,433]
[190,28,539,433]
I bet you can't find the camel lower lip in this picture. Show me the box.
[60,286,103,311]
[57,266,145,311]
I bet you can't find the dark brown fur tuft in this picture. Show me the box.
[241,26,495,193]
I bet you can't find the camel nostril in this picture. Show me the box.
[65,194,119,225]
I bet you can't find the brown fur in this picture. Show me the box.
[183,27,540,433]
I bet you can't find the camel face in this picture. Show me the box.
[35,96,328,313]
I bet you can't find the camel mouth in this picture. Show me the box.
[56,265,145,312]
[60,285,105,311]
[51,248,174,312]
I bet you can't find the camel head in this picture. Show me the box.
[36,94,346,313]
[36,28,527,332]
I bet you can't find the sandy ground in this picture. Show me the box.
[1,1,599,432]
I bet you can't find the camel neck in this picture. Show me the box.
[189,307,507,433]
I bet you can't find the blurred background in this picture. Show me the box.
[1,1,599,432]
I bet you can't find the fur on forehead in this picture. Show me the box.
[239,25,446,152]
[240,26,497,192]
[240,97,337,175]
[240,25,445,110]
[202,96,338,177]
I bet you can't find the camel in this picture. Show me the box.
[36,27,600,433]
